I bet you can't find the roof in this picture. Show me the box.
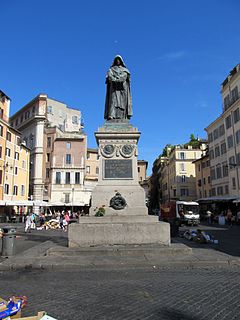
[0,90,11,101]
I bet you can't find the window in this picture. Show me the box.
[5,148,10,157]
[234,108,240,123]
[0,146,2,159]
[86,166,90,173]
[32,106,35,114]
[227,135,233,148]
[138,167,140,173]
[208,132,213,143]
[66,154,71,164]
[224,95,230,110]
[13,185,18,196]
[217,186,223,195]
[211,188,216,196]
[66,142,71,149]
[6,132,11,142]
[229,156,236,169]
[47,153,50,162]
[47,137,51,148]
[72,116,78,124]
[210,167,216,180]
[21,185,25,196]
[222,163,228,177]
[65,193,70,203]
[208,176,211,184]
[219,124,225,136]
[15,118,19,126]
[16,137,21,146]
[225,115,232,129]
[209,149,214,160]
[221,142,227,154]
[22,160,26,169]
[0,170,2,184]
[236,130,240,144]
[213,128,219,140]
[216,166,222,179]
[96,167,99,174]
[75,172,80,184]
[20,114,23,123]
[232,177,236,189]
[179,163,185,171]
[180,152,185,160]
[225,185,229,195]
[231,86,239,103]
[66,172,71,184]
[203,178,206,185]
[198,179,201,187]
[46,168,50,179]
[4,184,9,194]
[87,152,90,159]
[0,125,3,136]
[15,152,19,160]
[0,108,3,119]
[214,146,220,157]
[180,188,189,197]
[56,172,61,184]
[15,167,18,175]
[47,106,53,114]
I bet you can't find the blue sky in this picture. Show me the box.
[1,0,240,175]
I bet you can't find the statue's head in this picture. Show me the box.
[112,55,126,67]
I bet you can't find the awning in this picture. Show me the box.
[197,196,238,203]
[33,200,50,207]
[5,200,34,206]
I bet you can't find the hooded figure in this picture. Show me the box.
[104,55,133,120]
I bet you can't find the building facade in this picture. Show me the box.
[0,90,30,217]
[158,144,206,204]
[205,64,240,198]
[10,94,90,212]
[193,154,211,199]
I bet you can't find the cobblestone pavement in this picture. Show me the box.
[1,267,240,319]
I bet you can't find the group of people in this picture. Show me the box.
[205,208,240,226]
[24,209,84,232]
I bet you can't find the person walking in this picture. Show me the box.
[227,208,233,226]
[24,213,32,233]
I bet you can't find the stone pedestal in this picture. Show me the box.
[68,120,170,247]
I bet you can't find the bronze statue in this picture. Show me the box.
[104,55,133,120]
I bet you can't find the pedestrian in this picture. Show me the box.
[237,210,240,225]
[226,208,233,226]
[31,212,36,229]
[59,213,64,230]
[24,213,32,233]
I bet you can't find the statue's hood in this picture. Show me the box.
[111,55,126,67]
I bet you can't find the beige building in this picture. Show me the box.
[193,154,211,199]
[0,90,30,219]
[205,64,240,198]
[158,144,206,203]
[10,94,90,212]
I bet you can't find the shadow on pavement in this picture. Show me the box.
[172,223,240,257]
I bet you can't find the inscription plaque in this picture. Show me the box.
[104,159,133,179]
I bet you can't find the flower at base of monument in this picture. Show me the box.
[95,206,106,217]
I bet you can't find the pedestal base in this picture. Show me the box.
[68,216,170,247]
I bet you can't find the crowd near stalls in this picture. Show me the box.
[198,198,240,225]
[24,209,85,232]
